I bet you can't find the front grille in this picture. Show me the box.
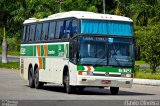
[93,73,106,76]
[93,72,121,77]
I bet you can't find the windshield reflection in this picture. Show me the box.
[80,37,107,65]
[79,36,134,67]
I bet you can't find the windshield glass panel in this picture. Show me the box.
[80,36,107,65]
[108,38,134,66]
[79,36,134,67]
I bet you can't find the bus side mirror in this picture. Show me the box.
[135,46,140,60]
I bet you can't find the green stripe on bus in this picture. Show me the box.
[21,44,66,57]
[41,45,44,56]
[77,65,134,73]
[42,57,46,69]
[66,44,69,58]
[33,45,36,56]
[20,46,34,56]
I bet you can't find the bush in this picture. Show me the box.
[7,37,20,51]
[135,69,160,80]
[134,65,140,72]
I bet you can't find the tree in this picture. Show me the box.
[132,0,158,26]
[114,0,133,17]
[141,23,160,73]
[0,0,17,63]
[61,0,102,13]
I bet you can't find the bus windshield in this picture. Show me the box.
[79,36,134,67]
[79,36,107,66]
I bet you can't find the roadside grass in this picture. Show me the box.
[0,47,20,56]
[135,60,148,65]
[0,62,19,69]
[135,69,160,80]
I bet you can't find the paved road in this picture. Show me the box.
[0,68,160,101]
[0,55,19,62]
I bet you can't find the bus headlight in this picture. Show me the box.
[122,74,134,78]
[126,74,132,78]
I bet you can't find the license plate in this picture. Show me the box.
[101,80,111,84]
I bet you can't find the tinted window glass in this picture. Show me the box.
[29,24,36,41]
[48,21,56,40]
[22,26,26,41]
[26,25,30,41]
[35,23,42,41]
[63,20,71,39]
[55,21,63,39]
[42,23,49,40]
[71,20,78,37]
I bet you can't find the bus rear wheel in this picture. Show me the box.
[64,71,76,94]
[110,87,119,95]
[29,67,35,88]
[34,68,44,89]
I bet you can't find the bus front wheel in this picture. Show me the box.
[34,68,44,89]
[110,87,119,95]
[64,71,76,94]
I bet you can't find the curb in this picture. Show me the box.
[133,78,160,86]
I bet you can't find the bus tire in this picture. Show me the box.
[110,87,119,95]
[77,87,85,93]
[34,68,44,89]
[64,71,76,94]
[28,67,35,88]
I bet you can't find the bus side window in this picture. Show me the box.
[35,23,42,41]
[55,20,63,39]
[22,25,27,42]
[59,26,64,39]
[71,19,78,38]
[63,20,71,39]
[29,24,36,41]
[41,22,49,41]
[26,25,30,42]
[48,21,56,40]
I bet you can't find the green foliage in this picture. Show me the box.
[87,6,98,12]
[135,69,160,80]
[0,0,59,51]
[0,62,19,69]
[0,0,160,74]
[135,60,148,65]
[141,23,160,73]
[134,65,140,72]
[7,37,19,51]
[0,46,20,56]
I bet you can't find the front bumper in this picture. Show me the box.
[76,76,133,88]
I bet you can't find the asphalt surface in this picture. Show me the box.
[0,68,160,100]
[0,55,19,62]
[1,68,160,106]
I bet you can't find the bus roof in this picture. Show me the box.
[23,11,133,24]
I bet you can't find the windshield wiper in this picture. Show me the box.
[93,51,107,66]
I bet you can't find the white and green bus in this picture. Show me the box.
[20,11,135,94]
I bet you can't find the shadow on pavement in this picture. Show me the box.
[26,84,155,96]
